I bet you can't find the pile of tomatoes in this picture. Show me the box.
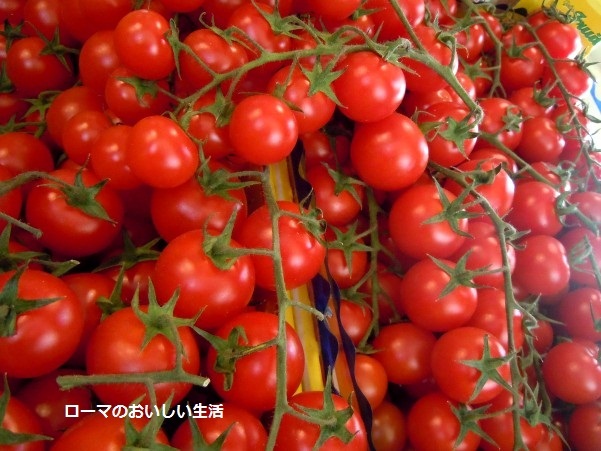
[0,0,600,449]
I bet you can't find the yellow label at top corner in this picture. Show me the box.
[513,0,601,48]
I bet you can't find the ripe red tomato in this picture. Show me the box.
[372,322,437,385]
[205,311,305,413]
[332,51,406,123]
[305,164,364,227]
[399,257,478,332]
[228,94,298,165]
[171,402,268,451]
[150,161,248,242]
[85,305,201,407]
[364,0,425,41]
[113,9,175,80]
[431,326,511,404]
[475,97,523,150]
[25,167,125,258]
[45,86,105,148]
[104,66,172,126]
[179,28,248,94]
[0,392,46,451]
[0,269,84,378]
[506,181,563,236]
[515,116,565,164]
[61,109,112,165]
[542,340,601,404]
[499,45,544,93]
[237,200,325,290]
[350,113,428,191]
[444,157,515,218]
[407,391,481,451]
[388,183,468,260]
[513,234,570,296]
[401,24,458,92]
[353,353,388,410]
[416,101,478,167]
[450,220,516,290]
[339,299,373,346]
[466,288,524,351]
[16,369,93,439]
[78,30,120,94]
[5,36,75,98]
[568,402,601,451]
[90,124,142,191]
[61,272,115,368]
[180,91,233,160]
[49,412,170,450]
[479,390,545,451]
[536,18,583,59]
[126,115,200,188]
[274,390,369,450]
[371,400,407,451]
[152,228,255,331]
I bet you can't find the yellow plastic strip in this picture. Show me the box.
[268,159,324,392]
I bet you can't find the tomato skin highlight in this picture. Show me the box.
[350,113,428,191]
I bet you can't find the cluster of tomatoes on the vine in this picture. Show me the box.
[0,0,600,450]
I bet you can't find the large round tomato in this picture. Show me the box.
[205,311,305,413]
[78,30,120,94]
[150,160,248,242]
[506,181,563,236]
[557,288,601,342]
[542,340,601,404]
[399,257,478,332]
[85,305,201,407]
[228,94,298,165]
[431,327,511,405]
[332,51,406,123]
[25,167,125,258]
[274,390,368,450]
[126,115,200,189]
[113,9,175,80]
[416,101,478,167]
[0,269,84,378]
[371,322,437,385]
[406,391,481,451]
[152,228,255,331]
[568,402,601,451]
[237,200,325,290]
[5,36,75,98]
[388,182,468,260]
[513,234,570,296]
[350,113,428,191]
[371,401,407,451]
[104,66,172,126]
[267,64,336,134]
[475,97,523,150]
[179,28,248,93]
[305,164,364,227]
